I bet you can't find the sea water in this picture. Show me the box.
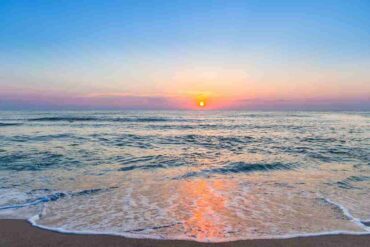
[0,111,369,241]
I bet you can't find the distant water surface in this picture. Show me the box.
[0,111,369,241]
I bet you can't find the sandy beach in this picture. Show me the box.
[0,219,369,247]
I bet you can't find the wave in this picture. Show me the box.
[302,137,338,143]
[118,155,184,172]
[0,152,68,171]
[27,226,370,243]
[13,195,370,243]
[0,192,67,210]
[27,116,172,122]
[321,198,370,231]
[26,217,370,243]
[363,221,370,227]
[335,176,370,190]
[346,176,370,182]
[28,117,98,122]
[119,163,166,171]
[212,161,292,173]
[0,187,117,211]
[179,161,293,179]
[0,123,22,127]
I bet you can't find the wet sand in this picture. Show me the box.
[0,220,369,247]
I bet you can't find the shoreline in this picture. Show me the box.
[1,219,370,247]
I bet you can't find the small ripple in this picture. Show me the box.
[335,176,370,190]
[302,137,338,143]
[0,187,118,210]
[118,155,185,172]
[0,152,76,171]
[28,117,98,122]
[28,116,173,122]
[0,123,22,127]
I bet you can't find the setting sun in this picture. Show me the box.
[199,101,205,107]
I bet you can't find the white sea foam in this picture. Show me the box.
[323,198,370,231]
[15,184,368,242]
[27,215,370,243]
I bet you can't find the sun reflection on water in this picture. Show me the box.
[178,179,234,240]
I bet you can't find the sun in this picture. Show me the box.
[194,93,208,108]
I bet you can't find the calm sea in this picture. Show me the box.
[0,111,369,241]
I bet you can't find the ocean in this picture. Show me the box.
[0,111,369,242]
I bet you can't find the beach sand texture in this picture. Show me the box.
[1,220,369,247]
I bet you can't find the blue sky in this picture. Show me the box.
[0,0,369,110]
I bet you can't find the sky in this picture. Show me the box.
[0,0,369,110]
